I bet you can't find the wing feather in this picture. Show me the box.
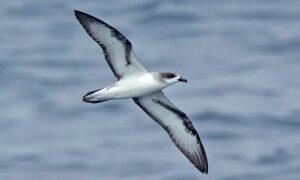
[74,10,147,79]
[133,91,208,173]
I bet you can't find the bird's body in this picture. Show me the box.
[84,72,171,101]
[75,10,208,173]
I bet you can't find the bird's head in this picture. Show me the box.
[160,72,187,84]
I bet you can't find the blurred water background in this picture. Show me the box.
[1,0,300,179]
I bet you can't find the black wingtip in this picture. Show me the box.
[74,10,109,29]
[74,10,83,15]
[74,10,93,21]
[74,10,90,20]
[198,151,208,174]
[201,165,208,174]
[196,162,208,174]
[74,10,82,17]
[74,10,85,21]
[189,137,208,174]
[194,157,208,174]
[199,142,208,174]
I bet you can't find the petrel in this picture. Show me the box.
[75,10,208,173]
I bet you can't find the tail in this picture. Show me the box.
[82,88,111,104]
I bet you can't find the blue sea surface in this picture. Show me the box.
[1,0,300,179]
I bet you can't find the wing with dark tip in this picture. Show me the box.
[133,91,208,173]
[74,10,147,80]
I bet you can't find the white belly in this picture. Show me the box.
[104,73,165,99]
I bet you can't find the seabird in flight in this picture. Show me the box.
[74,10,208,173]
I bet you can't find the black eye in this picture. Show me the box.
[167,74,175,78]
[162,72,176,79]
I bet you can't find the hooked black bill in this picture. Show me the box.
[178,77,188,83]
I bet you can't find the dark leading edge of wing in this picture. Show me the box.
[74,10,147,79]
[133,91,208,173]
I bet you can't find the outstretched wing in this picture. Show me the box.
[133,91,208,173]
[75,10,147,80]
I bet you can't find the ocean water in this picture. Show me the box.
[1,0,300,179]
